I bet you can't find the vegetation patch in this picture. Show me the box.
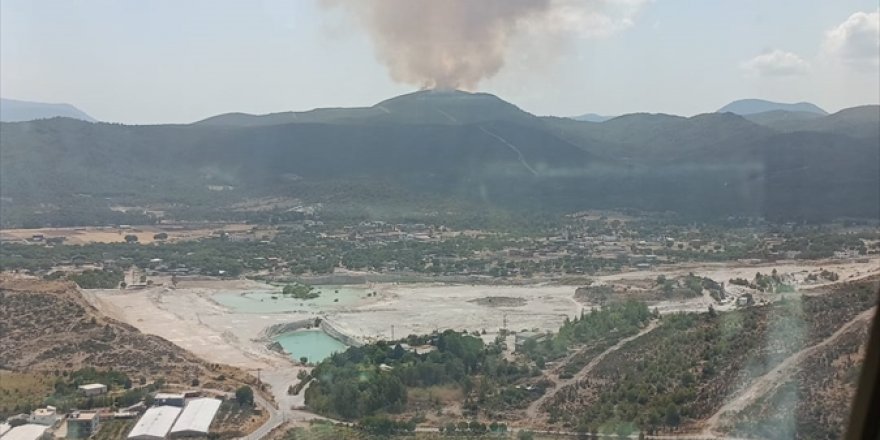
[468,296,527,307]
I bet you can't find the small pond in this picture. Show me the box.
[274,330,348,363]
[212,285,370,314]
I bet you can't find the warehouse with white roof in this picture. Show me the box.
[168,398,221,438]
[0,424,48,440]
[127,406,182,440]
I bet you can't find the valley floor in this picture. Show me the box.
[82,257,879,436]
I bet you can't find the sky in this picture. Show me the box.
[1,0,878,124]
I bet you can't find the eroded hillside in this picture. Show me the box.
[0,277,252,391]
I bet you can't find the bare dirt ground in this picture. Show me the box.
[0,223,253,244]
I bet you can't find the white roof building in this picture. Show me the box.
[78,383,108,395]
[1,424,48,440]
[127,406,182,440]
[169,398,222,437]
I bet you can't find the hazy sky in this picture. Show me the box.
[1,0,878,124]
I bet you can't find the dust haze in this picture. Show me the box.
[322,0,569,90]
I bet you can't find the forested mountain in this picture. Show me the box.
[1,91,877,226]
[195,90,535,127]
[0,98,96,123]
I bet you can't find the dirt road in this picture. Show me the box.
[703,306,877,435]
[525,320,660,419]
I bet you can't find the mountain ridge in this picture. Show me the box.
[0,97,96,123]
[2,91,877,225]
[718,99,827,116]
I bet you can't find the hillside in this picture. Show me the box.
[1,92,878,226]
[0,98,96,122]
[743,110,823,126]
[0,277,250,390]
[762,105,880,139]
[540,277,878,435]
[718,99,827,116]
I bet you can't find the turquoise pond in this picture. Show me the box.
[274,330,348,363]
[212,285,369,314]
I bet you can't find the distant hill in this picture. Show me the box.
[2,92,877,225]
[761,105,880,139]
[718,99,827,116]
[571,113,614,123]
[0,98,96,122]
[196,89,536,127]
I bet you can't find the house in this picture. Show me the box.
[78,383,107,396]
[67,412,100,439]
[736,293,754,307]
[29,406,58,426]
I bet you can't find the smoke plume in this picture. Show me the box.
[323,0,556,90]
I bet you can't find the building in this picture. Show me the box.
[514,331,549,352]
[66,412,100,439]
[29,406,58,426]
[168,398,222,438]
[77,383,107,396]
[127,406,182,440]
[1,424,48,440]
[0,423,11,438]
[154,393,186,407]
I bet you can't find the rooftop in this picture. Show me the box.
[169,398,222,435]
[77,383,107,390]
[69,412,98,421]
[1,424,48,440]
[128,406,182,439]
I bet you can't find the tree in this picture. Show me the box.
[664,403,681,427]
[124,234,139,243]
[518,430,535,440]
[235,385,254,406]
[153,232,168,241]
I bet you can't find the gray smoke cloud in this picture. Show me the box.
[322,0,555,90]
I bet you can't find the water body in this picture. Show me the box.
[212,285,369,314]
[274,330,348,363]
